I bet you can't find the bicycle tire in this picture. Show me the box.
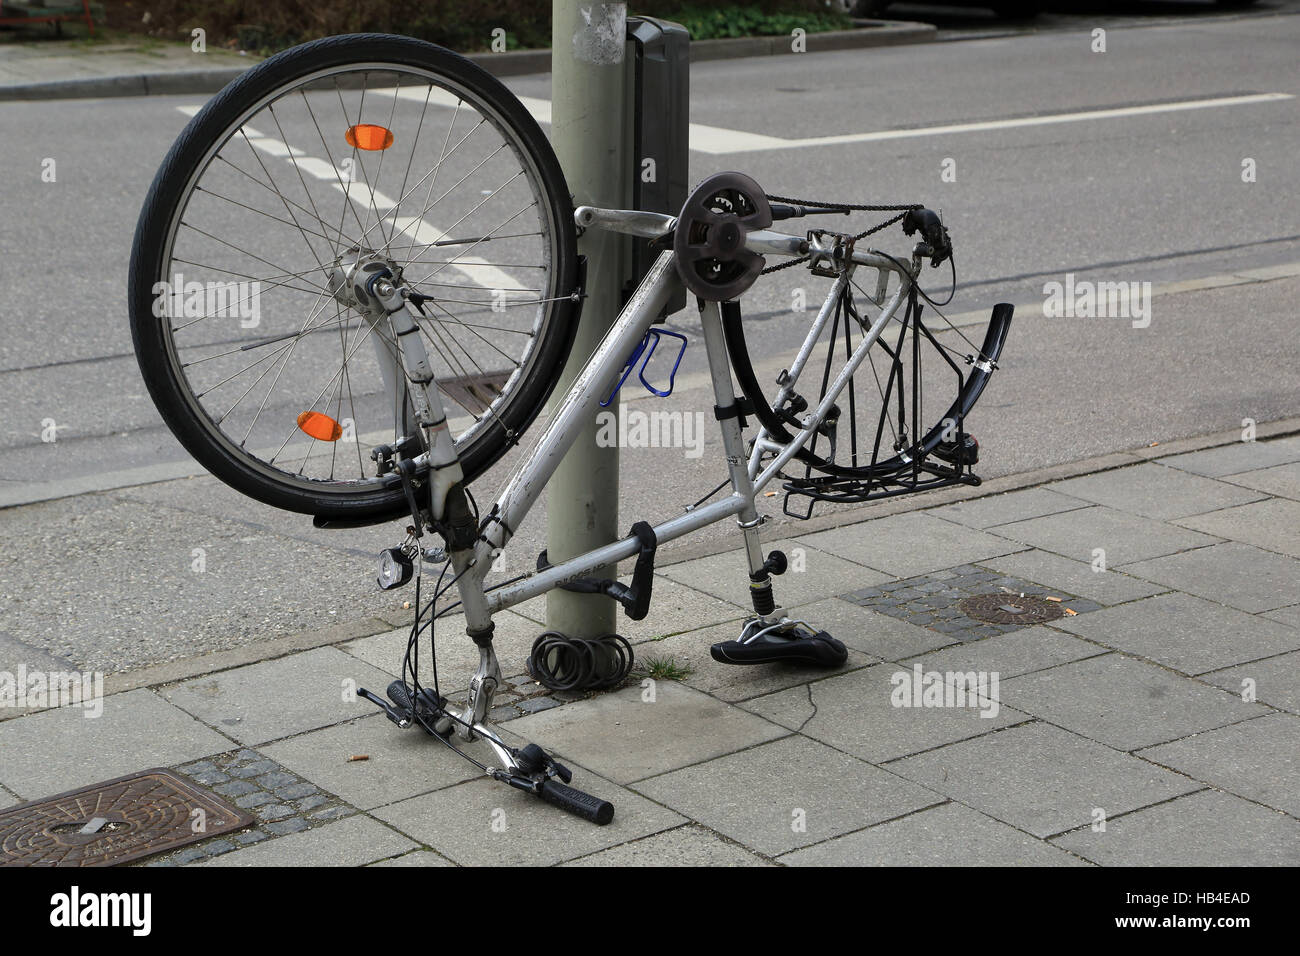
[129,34,579,521]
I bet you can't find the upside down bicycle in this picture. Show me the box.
[129,34,1012,824]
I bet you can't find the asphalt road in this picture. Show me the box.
[0,10,1297,671]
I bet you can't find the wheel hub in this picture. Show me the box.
[326,246,404,317]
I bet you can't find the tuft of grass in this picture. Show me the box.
[636,655,693,682]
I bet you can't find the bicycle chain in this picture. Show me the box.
[759,195,921,275]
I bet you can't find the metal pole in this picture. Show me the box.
[547,1,629,639]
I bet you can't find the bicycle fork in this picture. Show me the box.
[365,273,503,741]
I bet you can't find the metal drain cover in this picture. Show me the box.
[0,768,253,867]
[958,593,1064,626]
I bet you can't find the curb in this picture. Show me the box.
[0,20,935,101]
[2,412,1294,720]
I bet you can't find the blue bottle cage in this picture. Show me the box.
[600,328,688,407]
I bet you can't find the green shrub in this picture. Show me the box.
[106,0,850,55]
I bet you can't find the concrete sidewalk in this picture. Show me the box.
[2,432,1298,866]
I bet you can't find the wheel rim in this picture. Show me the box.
[760,273,1005,495]
[152,59,564,497]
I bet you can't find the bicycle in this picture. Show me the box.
[129,34,1012,825]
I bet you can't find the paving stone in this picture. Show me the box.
[310,805,355,823]
[904,626,1107,679]
[1050,789,1300,866]
[214,779,260,798]
[188,769,231,787]
[1138,713,1300,816]
[232,829,268,846]
[740,663,1024,764]
[228,759,279,778]
[929,487,1091,529]
[256,803,295,822]
[636,735,942,856]
[374,764,684,866]
[991,506,1219,566]
[0,787,17,810]
[274,782,319,801]
[173,847,206,865]
[661,537,891,609]
[1048,463,1265,520]
[978,549,1165,606]
[262,714,481,810]
[265,817,312,837]
[0,688,231,799]
[197,814,414,867]
[1202,651,1300,715]
[1177,497,1300,558]
[1263,605,1300,628]
[889,722,1200,838]
[160,646,397,746]
[562,825,773,867]
[999,654,1265,750]
[1121,542,1300,613]
[1157,437,1300,478]
[613,575,749,645]
[340,609,542,696]
[1221,462,1300,501]
[178,759,218,776]
[255,771,299,791]
[1053,592,1300,675]
[639,610,874,705]
[368,851,453,867]
[517,696,561,714]
[781,802,1090,866]
[233,791,276,810]
[295,794,330,813]
[798,514,1024,579]
[201,839,236,857]
[507,682,787,785]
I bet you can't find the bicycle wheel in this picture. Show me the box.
[725,267,1012,505]
[130,34,579,521]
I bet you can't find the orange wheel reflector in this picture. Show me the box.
[346,124,394,151]
[297,411,343,442]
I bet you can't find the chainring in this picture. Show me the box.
[672,172,773,301]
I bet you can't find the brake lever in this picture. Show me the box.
[357,687,411,729]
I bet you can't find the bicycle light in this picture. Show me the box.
[377,547,413,590]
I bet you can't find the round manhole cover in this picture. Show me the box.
[958,593,1064,625]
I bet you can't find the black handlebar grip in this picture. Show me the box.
[386,680,414,713]
[540,779,615,825]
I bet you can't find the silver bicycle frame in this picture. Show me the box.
[387,206,916,735]
[448,209,912,615]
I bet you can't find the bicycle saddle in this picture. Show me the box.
[710,619,848,667]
